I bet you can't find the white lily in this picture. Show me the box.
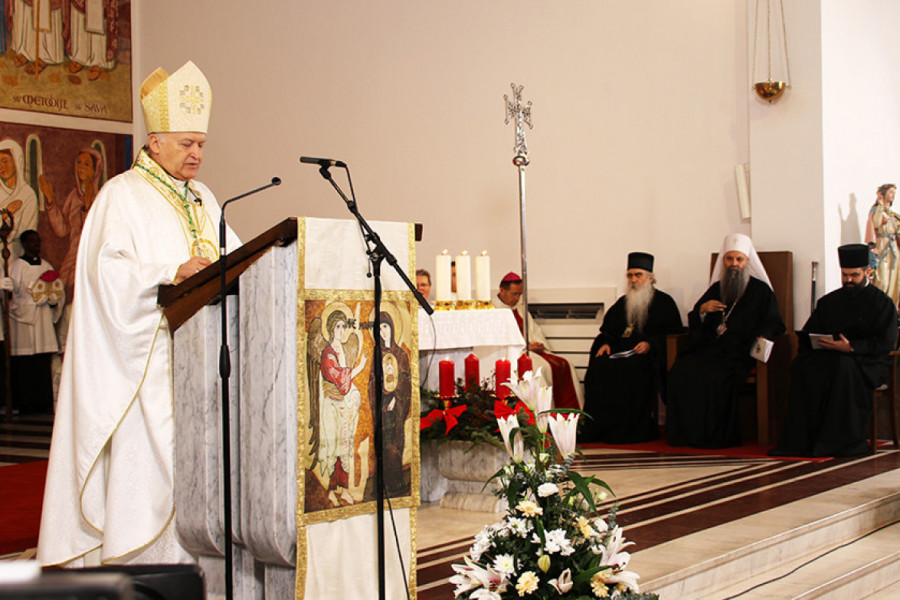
[505,367,547,412]
[450,557,508,595]
[548,413,580,458]
[496,415,525,463]
[534,385,553,433]
[600,526,635,566]
[548,568,573,593]
[607,569,641,593]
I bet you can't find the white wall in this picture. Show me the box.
[748,0,825,326]
[133,1,900,322]
[822,0,900,290]
[134,0,751,316]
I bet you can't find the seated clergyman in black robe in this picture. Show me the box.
[667,234,785,448]
[582,252,683,443]
[770,244,897,458]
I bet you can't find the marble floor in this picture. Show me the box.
[5,416,900,598]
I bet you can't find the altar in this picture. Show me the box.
[418,307,526,391]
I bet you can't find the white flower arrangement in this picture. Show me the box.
[450,370,659,600]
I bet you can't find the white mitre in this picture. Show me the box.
[709,232,772,288]
[140,60,212,134]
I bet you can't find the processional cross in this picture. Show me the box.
[504,83,533,166]
[503,83,533,353]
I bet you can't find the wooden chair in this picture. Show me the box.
[871,350,900,454]
[666,250,794,446]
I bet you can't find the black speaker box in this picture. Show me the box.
[0,564,204,600]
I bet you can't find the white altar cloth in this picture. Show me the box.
[418,307,526,390]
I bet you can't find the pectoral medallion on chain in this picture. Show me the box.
[622,324,634,338]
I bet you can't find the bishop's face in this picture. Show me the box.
[148,132,206,181]
[626,269,651,290]
[498,282,523,307]
[723,250,748,270]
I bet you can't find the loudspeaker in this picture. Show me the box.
[77,565,205,600]
[0,572,132,599]
[0,565,204,600]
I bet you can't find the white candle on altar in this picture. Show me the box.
[475,251,491,302]
[435,250,452,301]
[455,251,472,301]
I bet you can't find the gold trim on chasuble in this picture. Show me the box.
[131,150,219,261]
[294,217,419,598]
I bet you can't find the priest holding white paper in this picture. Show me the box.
[39,61,239,566]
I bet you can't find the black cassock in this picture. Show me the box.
[771,283,897,457]
[582,289,683,443]
[667,277,784,448]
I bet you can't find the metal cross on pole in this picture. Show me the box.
[504,83,533,354]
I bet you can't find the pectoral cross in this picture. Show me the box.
[504,83,533,166]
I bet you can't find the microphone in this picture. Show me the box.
[188,187,203,205]
[300,156,346,168]
[221,177,282,212]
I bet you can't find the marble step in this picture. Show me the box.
[865,577,900,599]
[700,523,900,599]
[638,469,900,599]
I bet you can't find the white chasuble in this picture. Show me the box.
[37,156,238,566]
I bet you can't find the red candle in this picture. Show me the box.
[465,353,480,391]
[517,353,533,378]
[439,358,455,398]
[495,358,511,400]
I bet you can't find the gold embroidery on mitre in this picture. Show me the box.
[140,61,212,134]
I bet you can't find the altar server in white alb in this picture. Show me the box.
[9,230,64,415]
[38,61,239,566]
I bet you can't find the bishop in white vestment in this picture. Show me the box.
[38,61,239,566]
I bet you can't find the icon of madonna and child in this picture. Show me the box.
[304,298,414,513]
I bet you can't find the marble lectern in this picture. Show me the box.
[159,217,418,600]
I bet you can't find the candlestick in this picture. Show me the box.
[439,357,455,398]
[475,250,491,304]
[465,353,480,391]
[517,353,533,378]
[495,358,511,400]
[455,251,472,302]
[435,250,453,309]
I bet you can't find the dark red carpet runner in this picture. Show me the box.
[0,460,48,554]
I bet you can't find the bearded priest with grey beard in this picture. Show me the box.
[666,234,785,448]
[582,252,683,443]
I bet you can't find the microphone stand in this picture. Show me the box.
[217,177,281,600]
[312,162,430,600]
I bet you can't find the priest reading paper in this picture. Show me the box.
[770,244,897,457]
[666,234,785,448]
[39,61,240,566]
[493,272,583,409]
[582,252,683,443]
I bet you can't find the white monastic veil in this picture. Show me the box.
[0,138,39,257]
[709,233,772,289]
